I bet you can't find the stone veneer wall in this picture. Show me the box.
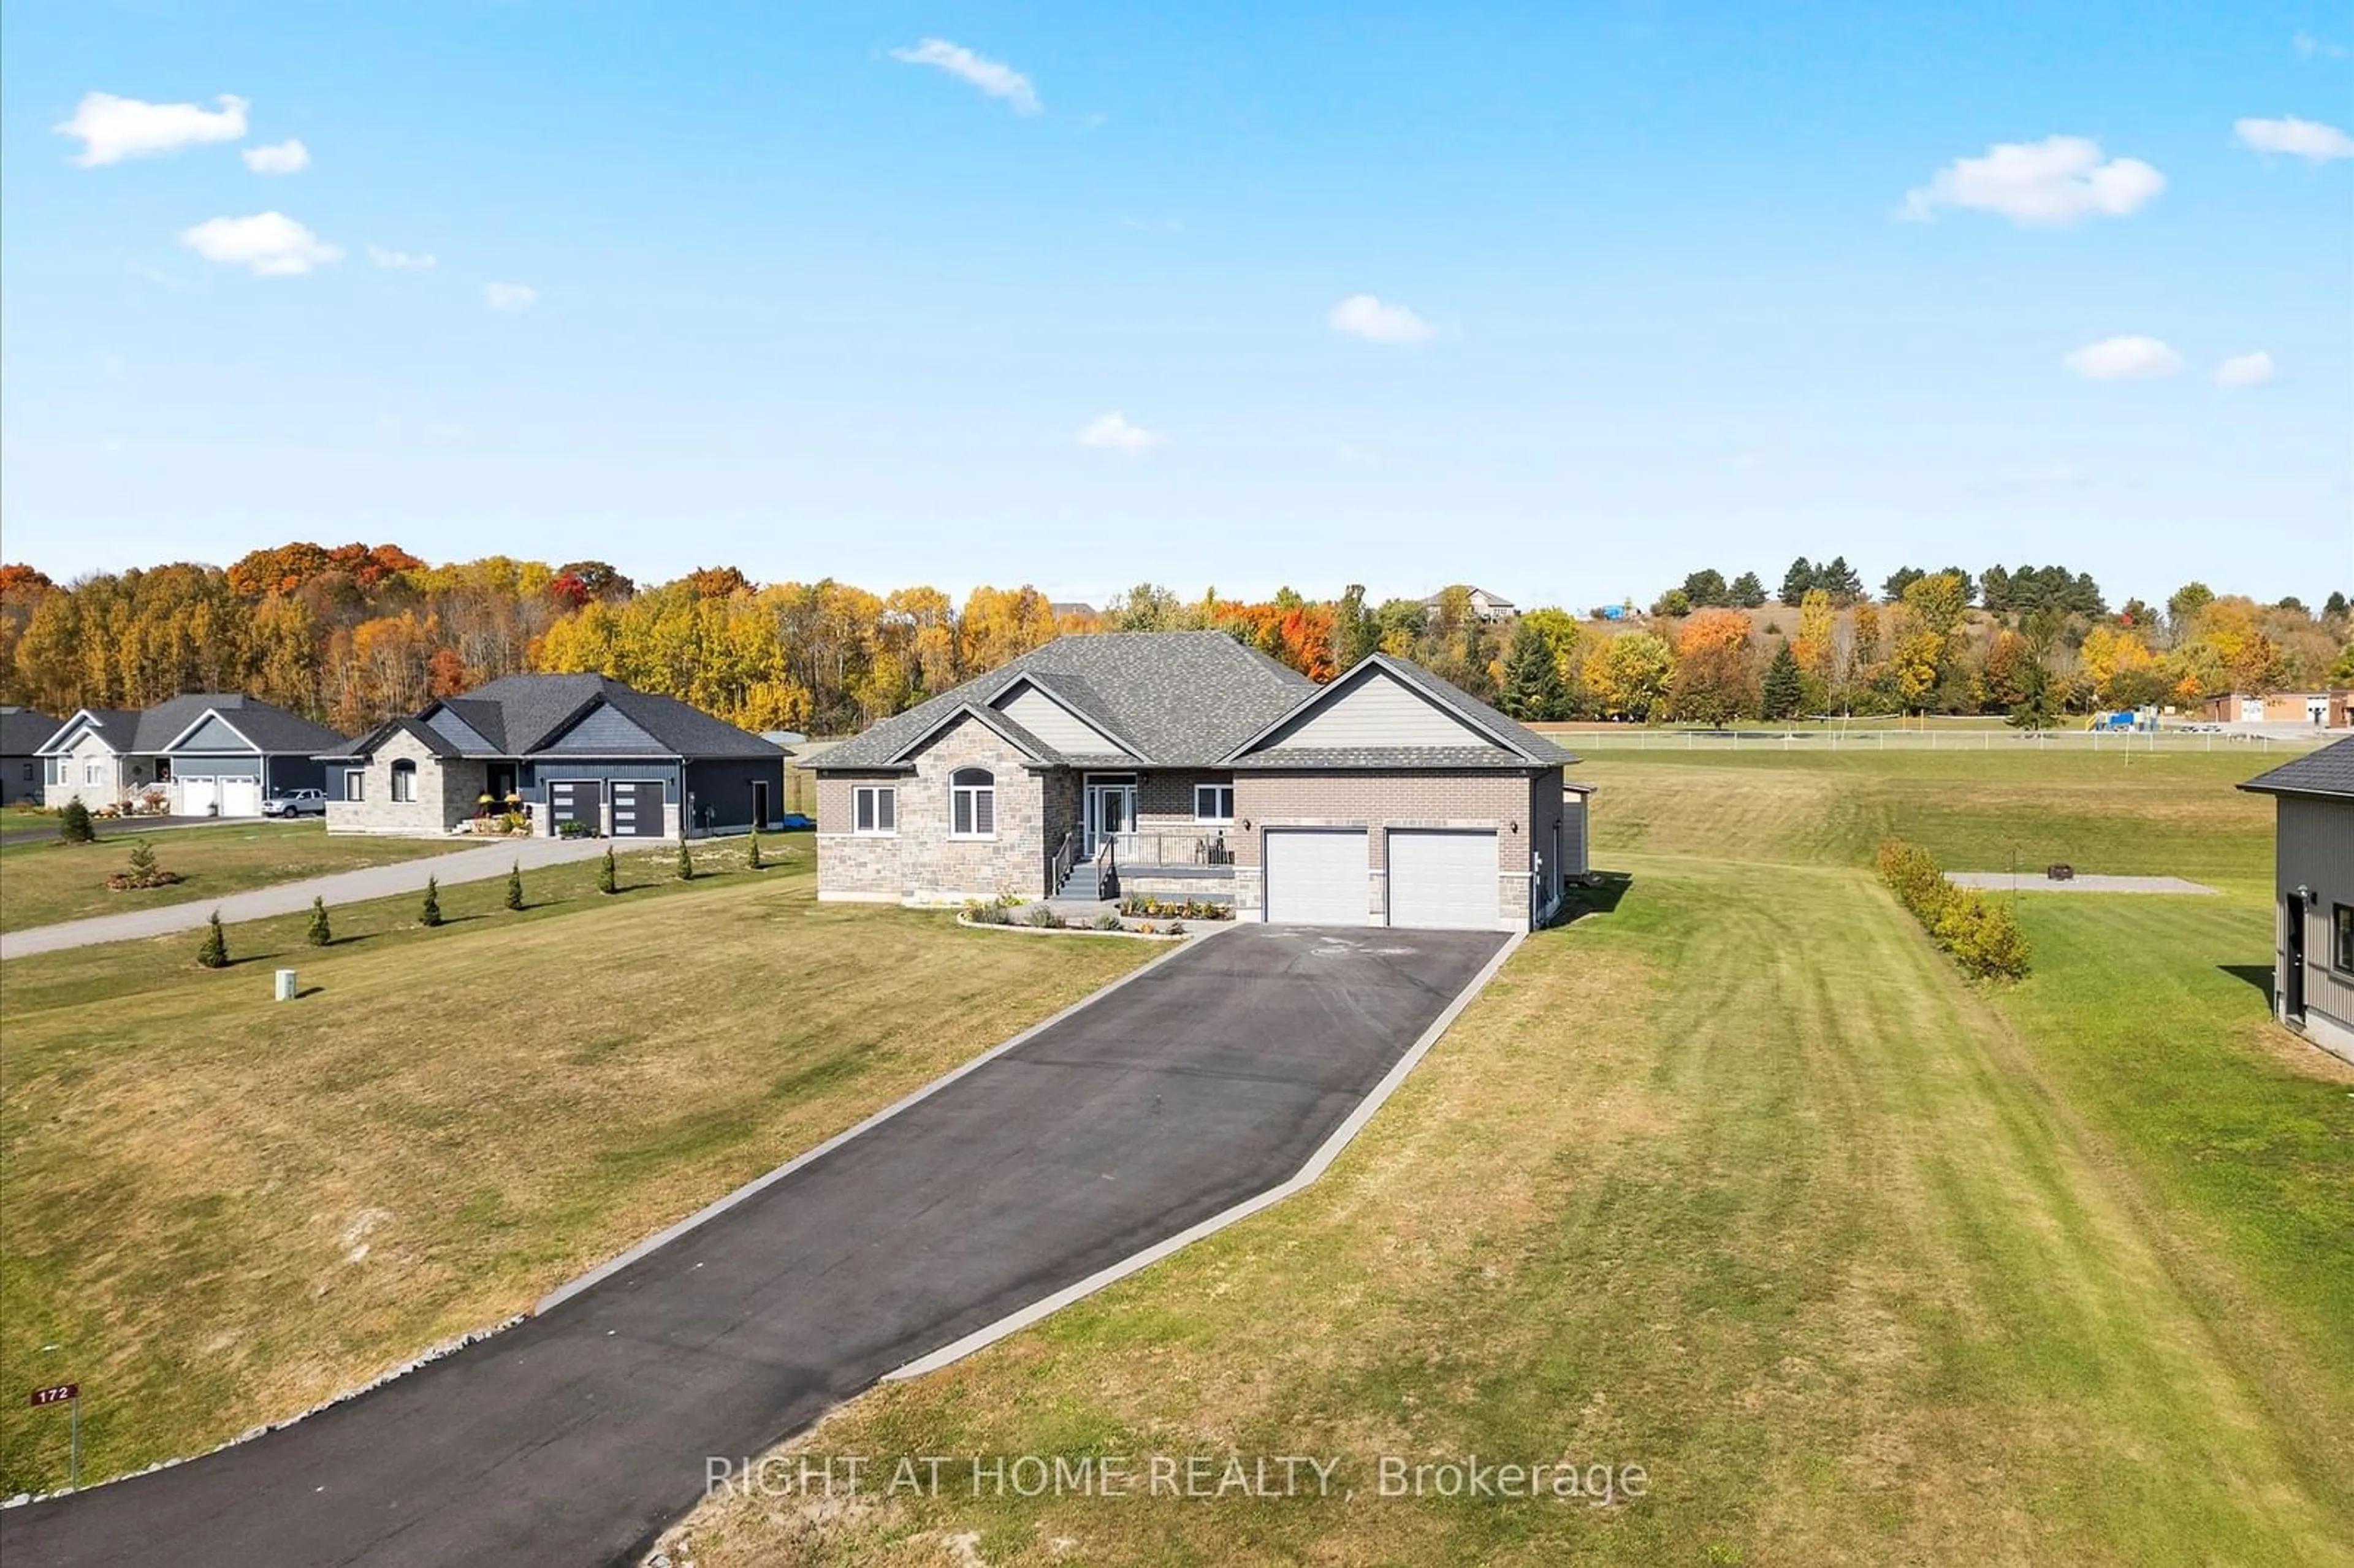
[815,715,1050,903]
[324,729,487,836]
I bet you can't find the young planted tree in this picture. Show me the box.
[126,837,161,883]
[420,875,444,927]
[197,910,229,969]
[598,845,618,895]
[676,837,695,881]
[307,895,333,946]
[58,797,95,844]
[747,829,764,871]
[506,860,525,911]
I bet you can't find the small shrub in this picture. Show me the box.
[307,896,332,946]
[1167,921,1186,936]
[197,910,229,969]
[598,847,617,895]
[420,875,444,927]
[1025,905,1063,929]
[58,798,94,844]
[558,819,591,839]
[1091,912,1122,931]
[505,860,525,911]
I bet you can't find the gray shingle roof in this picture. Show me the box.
[815,633,1315,771]
[319,715,463,762]
[0,707,60,756]
[2240,736,2354,801]
[322,674,782,761]
[38,709,139,753]
[36,695,343,755]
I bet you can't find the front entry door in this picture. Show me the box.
[1084,778,1135,856]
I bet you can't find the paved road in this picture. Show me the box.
[1945,872,2220,895]
[0,836,617,959]
[2,924,1509,1567]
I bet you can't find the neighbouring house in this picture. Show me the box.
[1,707,60,805]
[812,631,1592,932]
[1421,585,1518,623]
[318,673,785,839]
[2240,736,2354,1065]
[36,694,342,816]
[2203,690,2352,728]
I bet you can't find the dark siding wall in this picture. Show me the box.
[173,714,252,752]
[172,753,262,778]
[542,704,665,754]
[685,757,787,832]
[267,755,329,794]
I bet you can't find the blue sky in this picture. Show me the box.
[2,1,2348,609]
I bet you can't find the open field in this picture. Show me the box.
[0,835,1156,1492]
[665,748,2353,1567]
[0,821,455,933]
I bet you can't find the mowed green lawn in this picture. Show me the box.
[668,749,2353,1567]
[0,836,1156,1492]
[0,820,455,932]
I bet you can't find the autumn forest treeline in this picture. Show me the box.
[0,544,2347,739]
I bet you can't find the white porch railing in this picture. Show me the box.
[1102,829,1235,870]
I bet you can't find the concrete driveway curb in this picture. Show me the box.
[887,927,1526,1379]
[536,924,1235,1314]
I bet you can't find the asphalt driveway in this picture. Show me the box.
[3,923,1510,1568]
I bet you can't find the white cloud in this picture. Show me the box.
[2062,335,2183,381]
[1076,411,1161,454]
[53,91,248,166]
[1902,135,2165,225]
[242,137,309,174]
[179,211,342,275]
[2214,351,2277,389]
[889,39,1042,115]
[1328,293,1437,345]
[367,245,436,270]
[2293,30,2350,59]
[484,281,538,312]
[2233,115,2354,162]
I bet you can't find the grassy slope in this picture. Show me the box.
[671,750,2353,1567]
[0,837,1154,1491]
[0,820,454,932]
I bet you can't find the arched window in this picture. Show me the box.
[950,767,995,839]
[390,758,417,804]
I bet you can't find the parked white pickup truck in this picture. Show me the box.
[261,788,328,818]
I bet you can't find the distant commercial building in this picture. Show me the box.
[2203,691,2350,727]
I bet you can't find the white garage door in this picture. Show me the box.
[1387,829,1499,931]
[219,778,263,817]
[1263,829,1369,926]
[178,778,216,816]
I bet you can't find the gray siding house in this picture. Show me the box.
[36,695,341,816]
[320,674,785,839]
[812,632,1592,932]
[1,707,59,805]
[2241,737,2354,1064]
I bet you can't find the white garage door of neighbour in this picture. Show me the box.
[1387,829,1499,931]
[220,778,263,817]
[1263,829,1369,926]
[178,778,216,815]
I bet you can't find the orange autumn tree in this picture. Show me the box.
[1667,608,1758,725]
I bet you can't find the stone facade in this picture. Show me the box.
[43,731,157,810]
[815,715,1051,904]
[325,730,487,837]
[1230,769,1558,929]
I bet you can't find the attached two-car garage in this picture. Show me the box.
[546,777,669,837]
[1261,826,1500,931]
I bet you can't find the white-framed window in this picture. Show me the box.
[83,760,104,786]
[343,769,365,802]
[854,785,897,835]
[1194,782,1235,823]
[390,759,417,803]
[950,768,996,838]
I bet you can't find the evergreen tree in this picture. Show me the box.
[2323,590,2348,622]
[197,910,229,969]
[1779,558,1818,606]
[676,838,695,881]
[1761,642,1806,720]
[1498,622,1568,721]
[598,846,618,895]
[1728,571,1767,609]
[1821,555,1864,604]
[505,860,524,911]
[420,875,443,927]
[126,837,160,881]
[747,829,764,870]
[58,797,95,844]
[307,896,332,946]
